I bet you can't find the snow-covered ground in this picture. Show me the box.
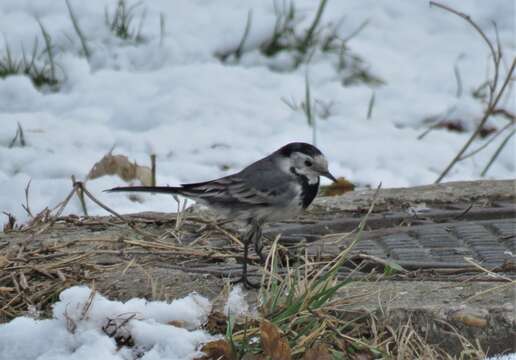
[0,285,513,360]
[0,0,514,222]
[0,286,219,360]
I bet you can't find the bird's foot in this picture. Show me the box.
[255,247,267,265]
[231,276,260,289]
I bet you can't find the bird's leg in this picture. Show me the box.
[253,224,266,264]
[232,221,260,289]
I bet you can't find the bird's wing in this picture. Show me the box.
[180,159,296,207]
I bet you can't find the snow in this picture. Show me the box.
[0,0,514,222]
[0,286,216,360]
[224,285,250,318]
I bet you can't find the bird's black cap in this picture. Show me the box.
[278,142,323,157]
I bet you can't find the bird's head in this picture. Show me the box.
[276,142,337,184]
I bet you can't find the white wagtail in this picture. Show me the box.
[107,142,336,288]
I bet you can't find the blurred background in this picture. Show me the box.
[0,0,514,221]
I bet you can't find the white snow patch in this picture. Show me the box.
[224,285,250,318]
[485,355,516,360]
[0,286,216,360]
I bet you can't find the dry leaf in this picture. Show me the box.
[260,319,291,360]
[167,320,186,328]
[0,287,15,293]
[196,339,235,360]
[87,153,152,186]
[204,311,228,334]
[450,311,488,328]
[321,177,355,196]
[303,343,331,360]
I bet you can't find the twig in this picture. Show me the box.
[22,179,33,218]
[463,257,512,282]
[431,0,515,182]
[78,183,126,222]
[435,59,516,182]
[211,223,244,247]
[459,121,513,160]
[429,2,497,68]
[492,108,516,122]
[77,182,154,239]
[355,253,408,273]
[71,176,88,216]
[453,203,473,220]
[480,128,515,176]
[34,186,77,235]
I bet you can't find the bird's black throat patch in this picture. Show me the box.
[290,167,319,208]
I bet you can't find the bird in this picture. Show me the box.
[106,142,337,288]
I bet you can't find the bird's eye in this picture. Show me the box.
[304,160,313,167]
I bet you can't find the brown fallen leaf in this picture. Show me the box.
[87,153,152,186]
[320,177,355,196]
[260,319,291,360]
[303,343,331,360]
[450,311,488,328]
[204,311,228,334]
[167,320,186,328]
[196,339,235,360]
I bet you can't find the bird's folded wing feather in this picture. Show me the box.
[180,162,295,207]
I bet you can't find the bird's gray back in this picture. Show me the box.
[180,155,300,221]
[238,155,296,203]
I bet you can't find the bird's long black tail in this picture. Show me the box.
[105,186,183,194]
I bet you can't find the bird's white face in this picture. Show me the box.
[281,151,336,184]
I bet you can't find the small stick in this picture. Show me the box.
[481,128,516,176]
[78,183,153,238]
[22,179,33,218]
[459,121,513,160]
[72,176,88,216]
[34,186,77,235]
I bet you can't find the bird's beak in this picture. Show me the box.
[321,171,338,183]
